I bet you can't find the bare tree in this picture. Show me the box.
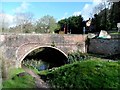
[0,12,9,33]
[35,15,57,33]
[92,0,113,14]
[14,12,34,33]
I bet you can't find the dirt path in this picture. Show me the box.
[22,66,50,88]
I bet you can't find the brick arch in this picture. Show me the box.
[16,43,68,66]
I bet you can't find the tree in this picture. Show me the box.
[93,0,112,30]
[109,1,120,29]
[14,12,34,33]
[35,15,57,33]
[58,15,83,34]
[96,0,120,31]
[68,15,83,34]
[0,12,9,33]
[91,0,116,31]
[57,18,68,33]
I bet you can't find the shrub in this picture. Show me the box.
[68,51,89,63]
[22,59,49,71]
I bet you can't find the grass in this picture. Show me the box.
[39,58,120,89]
[2,57,120,89]
[25,65,40,74]
[2,68,36,88]
[109,31,120,35]
[8,68,25,79]
[2,74,35,88]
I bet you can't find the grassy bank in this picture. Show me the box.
[2,58,120,89]
[39,58,120,89]
[2,68,35,88]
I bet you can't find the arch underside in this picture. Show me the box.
[16,44,68,67]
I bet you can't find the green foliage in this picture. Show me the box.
[41,59,120,89]
[58,15,83,34]
[22,59,49,71]
[35,15,58,33]
[110,32,120,35]
[110,2,120,24]
[68,51,89,63]
[8,68,25,79]
[51,41,56,47]
[3,73,35,88]
[92,1,120,31]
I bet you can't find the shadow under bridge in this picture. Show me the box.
[22,46,68,70]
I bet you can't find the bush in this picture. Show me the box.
[68,51,89,63]
[41,59,120,89]
[22,59,49,71]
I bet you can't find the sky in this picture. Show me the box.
[0,0,104,27]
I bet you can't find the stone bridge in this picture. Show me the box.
[0,34,87,78]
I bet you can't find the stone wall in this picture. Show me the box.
[88,38,120,55]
